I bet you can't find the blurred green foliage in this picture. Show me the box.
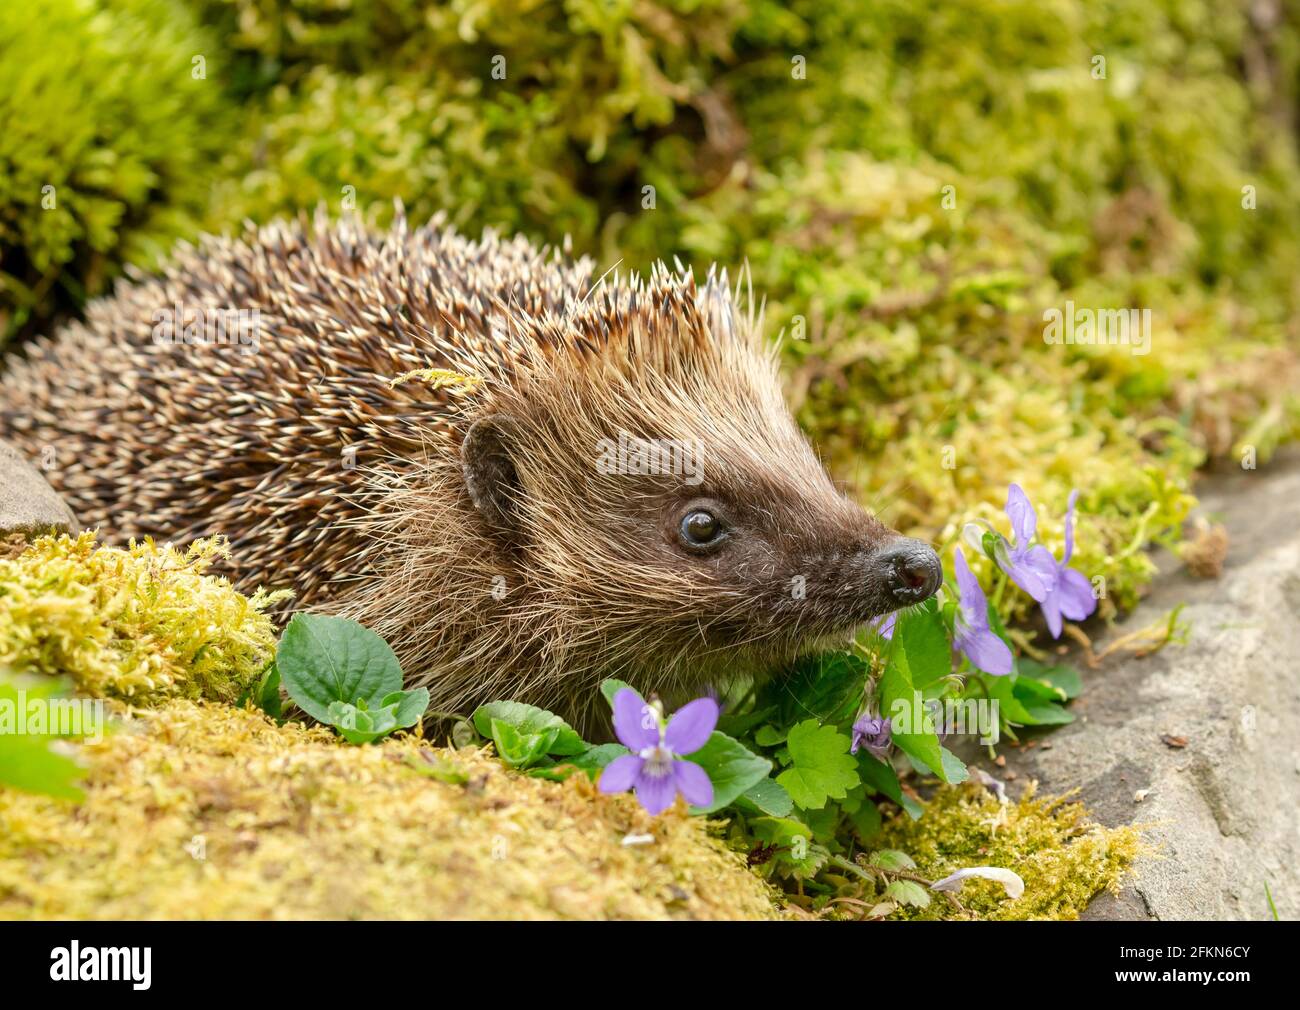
[4,0,1299,627]
[0,0,231,338]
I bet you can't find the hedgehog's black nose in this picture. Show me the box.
[876,538,942,604]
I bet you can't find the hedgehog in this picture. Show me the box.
[0,209,941,727]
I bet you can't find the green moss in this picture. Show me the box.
[616,150,1211,619]
[185,0,1300,623]
[6,2,1286,918]
[0,699,782,920]
[869,783,1145,920]
[194,0,744,144]
[730,0,1300,309]
[0,533,288,705]
[0,0,233,345]
[196,0,745,239]
[7,0,1300,626]
[0,533,1139,920]
[207,66,600,242]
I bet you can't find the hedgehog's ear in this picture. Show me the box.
[461,414,523,536]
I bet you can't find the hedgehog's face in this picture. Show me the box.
[653,489,942,651]
[460,385,941,687]
[623,461,942,677]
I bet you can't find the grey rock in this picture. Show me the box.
[960,448,1300,921]
[0,438,78,543]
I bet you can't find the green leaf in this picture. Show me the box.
[883,879,931,908]
[1017,700,1076,726]
[1010,673,1069,703]
[870,849,917,870]
[762,651,869,725]
[905,744,970,784]
[880,645,951,782]
[331,701,373,729]
[407,751,469,784]
[525,760,574,781]
[327,699,398,745]
[554,743,629,780]
[802,803,841,843]
[0,734,86,801]
[938,746,969,783]
[471,701,586,756]
[0,675,104,800]
[1018,658,1082,699]
[857,753,923,819]
[489,718,558,769]
[893,598,952,691]
[255,662,282,720]
[739,776,794,817]
[531,743,629,782]
[982,672,1039,725]
[277,613,403,724]
[450,719,478,749]
[716,706,775,738]
[775,720,860,810]
[688,731,772,814]
[599,678,634,708]
[754,724,787,747]
[382,688,430,730]
[848,797,883,841]
[317,686,425,746]
[984,673,1072,726]
[750,816,824,877]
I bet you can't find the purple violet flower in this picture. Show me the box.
[977,484,1099,639]
[850,712,893,760]
[997,484,1059,601]
[1038,490,1097,638]
[953,548,1013,676]
[871,612,897,640]
[598,688,717,815]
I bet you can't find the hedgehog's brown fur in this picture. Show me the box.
[1,210,923,726]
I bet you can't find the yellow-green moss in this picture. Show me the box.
[0,533,288,705]
[0,699,781,920]
[0,534,1139,921]
[0,0,234,344]
[869,783,1145,920]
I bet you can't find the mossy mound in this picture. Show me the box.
[0,0,232,343]
[5,1,1300,620]
[0,532,1143,921]
[0,533,286,705]
[88,2,1300,622]
[0,697,1143,921]
[0,699,781,920]
[875,783,1145,920]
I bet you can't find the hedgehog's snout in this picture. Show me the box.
[872,537,942,606]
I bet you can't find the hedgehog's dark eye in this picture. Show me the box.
[680,509,723,547]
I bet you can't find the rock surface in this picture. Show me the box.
[0,438,77,546]
[975,449,1300,921]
